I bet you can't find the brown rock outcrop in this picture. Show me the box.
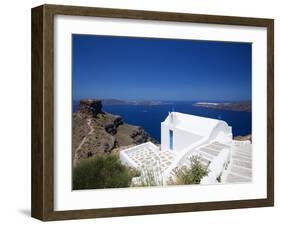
[73,99,158,163]
[79,99,103,116]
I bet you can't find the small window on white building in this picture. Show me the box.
[169,129,173,150]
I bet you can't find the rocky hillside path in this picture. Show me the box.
[75,119,94,154]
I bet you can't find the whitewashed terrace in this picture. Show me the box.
[120,142,176,173]
[120,140,252,184]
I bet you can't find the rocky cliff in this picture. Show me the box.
[234,134,252,142]
[73,99,158,163]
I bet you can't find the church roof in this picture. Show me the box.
[162,112,227,137]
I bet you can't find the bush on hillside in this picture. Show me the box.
[73,154,135,190]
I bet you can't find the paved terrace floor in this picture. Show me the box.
[126,146,176,173]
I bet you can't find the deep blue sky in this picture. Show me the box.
[72,34,252,101]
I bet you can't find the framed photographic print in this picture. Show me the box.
[31,4,274,221]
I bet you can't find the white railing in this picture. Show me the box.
[200,147,231,185]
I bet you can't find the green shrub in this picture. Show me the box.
[73,154,133,189]
[169,156,208,185]
[132,165,163,187]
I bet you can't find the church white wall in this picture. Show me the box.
[161,123,169,151]
[173,129,202,152]
[161,122,202,153]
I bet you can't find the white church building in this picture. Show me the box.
[120,112,252,185]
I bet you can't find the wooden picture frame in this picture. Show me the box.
[31,4,274,221]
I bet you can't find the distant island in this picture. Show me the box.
[101,99,164,106]
[193,101,251,112]
[74,99,173,106]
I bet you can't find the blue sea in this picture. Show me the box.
[73,101,251,142]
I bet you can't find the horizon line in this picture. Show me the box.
[73,98,252,102]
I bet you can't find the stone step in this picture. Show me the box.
[200,147,220,157]
[235,145,252,152]
[234,150,252,158]
[235,150,252,156]
[232,154,251,162]
[231,166,252,178]
[232,159,252,169]
[226,173,251,183]
[207,144,224,151]
[213,142,230,148]
[199,152,214,161]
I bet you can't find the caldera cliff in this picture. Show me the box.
[73,99,158,163]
